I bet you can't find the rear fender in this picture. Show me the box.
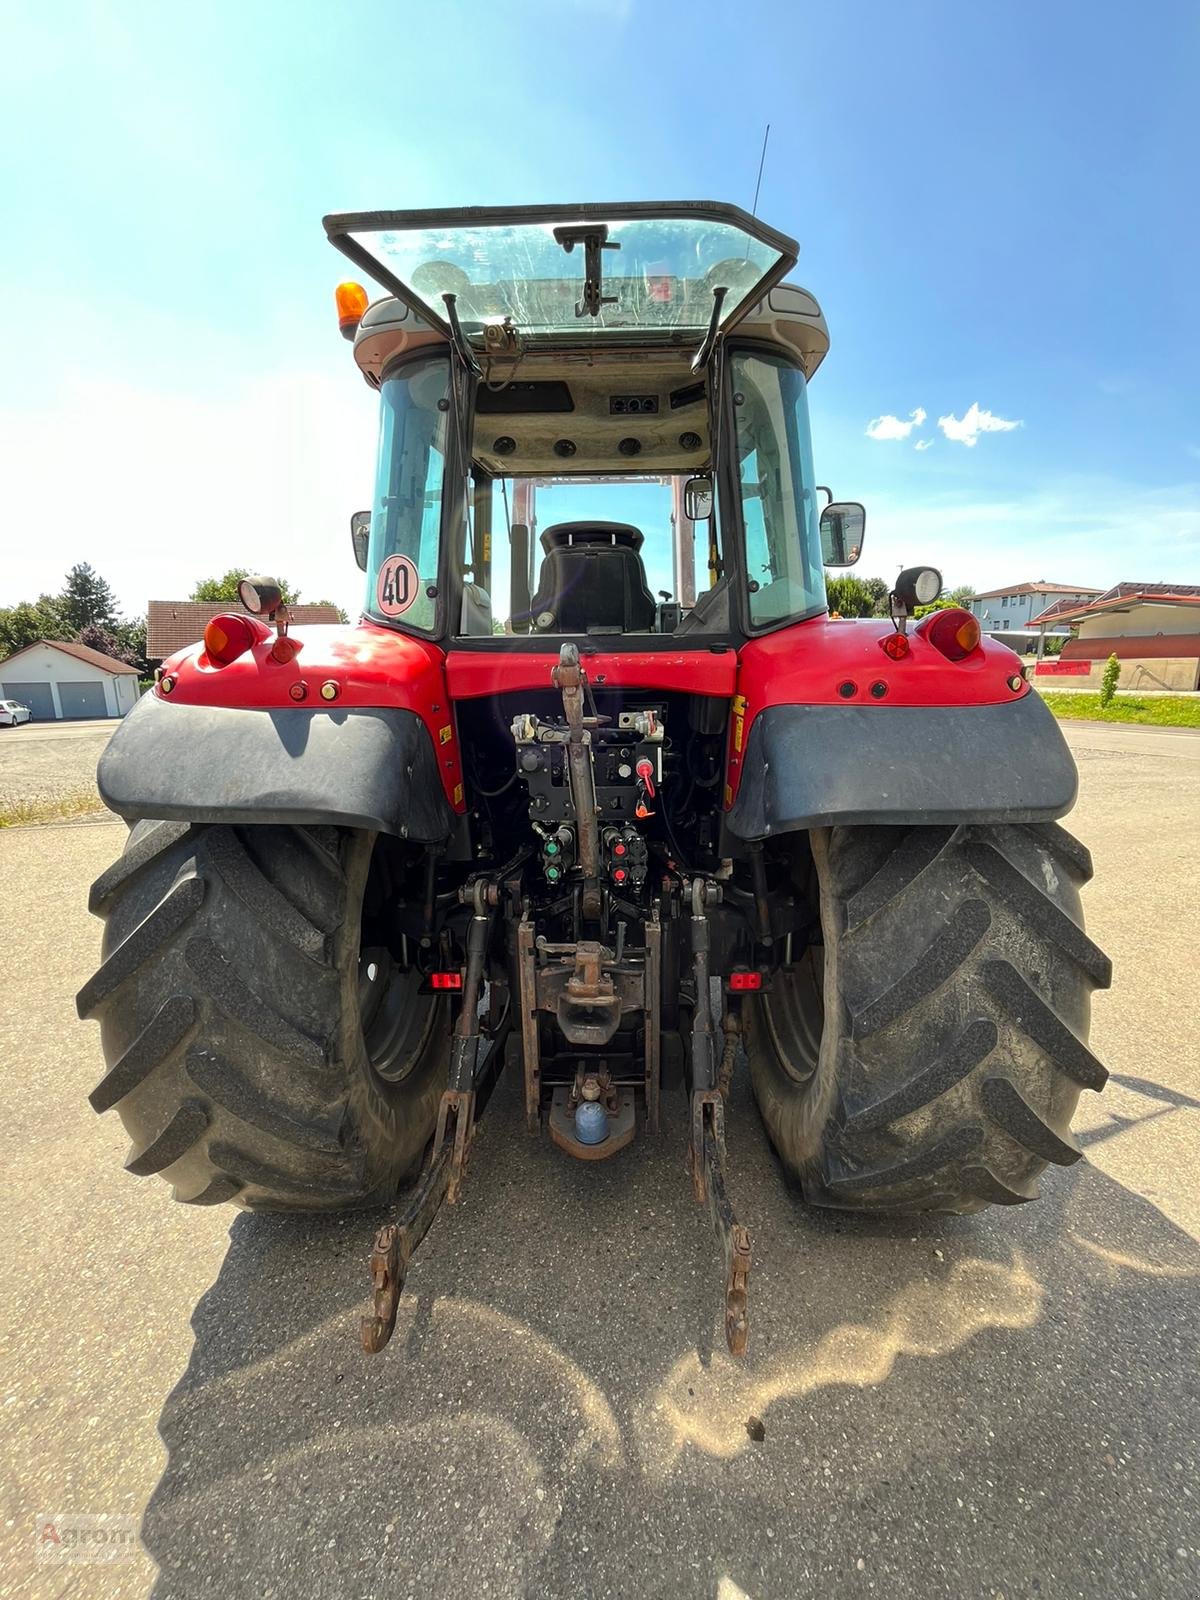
[99,695,456,840]
[724,693,1077,841]
[100,622,460,840]
[725,617,1076,840]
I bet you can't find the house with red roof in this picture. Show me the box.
[146,599,343,663]
[1030,583,1200,691]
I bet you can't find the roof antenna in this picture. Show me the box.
[750,123,771,218]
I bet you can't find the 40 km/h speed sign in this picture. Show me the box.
[376,554,419,617]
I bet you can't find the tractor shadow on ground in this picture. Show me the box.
[144,1070,1200,1600]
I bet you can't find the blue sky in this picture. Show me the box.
[1,0,1197,618]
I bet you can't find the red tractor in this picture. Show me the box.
[79,203,1110,1354]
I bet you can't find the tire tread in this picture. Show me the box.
[80,822,443,1212]
[748,822,1109,1215]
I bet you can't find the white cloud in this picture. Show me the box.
[913,438,934,452]
[866,407,927,442]
[937,403,1022,447]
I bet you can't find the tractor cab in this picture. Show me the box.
[325,203,851,646]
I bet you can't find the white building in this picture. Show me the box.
[0,639,141,720]
[968,581,1101,650]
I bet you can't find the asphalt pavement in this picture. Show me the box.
[1,720,1198,1599]
[0,718,119,807]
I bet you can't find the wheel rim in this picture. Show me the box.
[358,946,437,1085]
[760,945,824,1086]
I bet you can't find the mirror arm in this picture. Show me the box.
[816,485,832,507]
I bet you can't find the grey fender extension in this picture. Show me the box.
[97,694,456,841]
[725,694,1077,841]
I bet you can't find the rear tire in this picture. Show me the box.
[78,821,447,1211]
[746,822,1111,1213]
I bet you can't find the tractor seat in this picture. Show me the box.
[530,521,657,633]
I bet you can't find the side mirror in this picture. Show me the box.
[350,510,370,572]
[237,575,284,616]
[684,476,713,522]
[819,502,865,567]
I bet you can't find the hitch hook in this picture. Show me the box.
[691,1091,753,1357]
[361,876,495,1354]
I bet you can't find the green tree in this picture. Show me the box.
[823,574,893,617]
[0,595,69,658]
[1100,652,1121,708]
[111,616,150,674]
[825,575,879,617]
[191,569,301,604]
[860,576,891,616]
[77,620,144,669]
[58,562,120,632]
[948,584,976,606]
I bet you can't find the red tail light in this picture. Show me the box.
[430,971,463,991]
[918,607,981,661]
[203,613,265,664]
[728,970,763,992]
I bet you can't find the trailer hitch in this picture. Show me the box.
[692,1092,753,1357]
[361,878,498,1354]
[361,1100,465,1354]
[687,877,754,1358]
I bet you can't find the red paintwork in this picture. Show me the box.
[1035,659,1090,676]
[154,611,1030,822]
[157,620,465,811]
[445,650,737,699]
[725,615,1028,805]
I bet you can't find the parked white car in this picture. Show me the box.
[0,699,33,727]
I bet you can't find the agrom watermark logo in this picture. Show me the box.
[35,1513,139,1564]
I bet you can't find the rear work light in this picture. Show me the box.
[728,970,763,992]
[203,613,265,665]
[430,971,463,991]
[918,607,981,661]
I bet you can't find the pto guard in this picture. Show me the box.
[724,692,1078,841]
[97,691,456,841]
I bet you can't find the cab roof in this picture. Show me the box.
[324,201,799,350]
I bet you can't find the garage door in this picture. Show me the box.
[58,681,109,719]
[1,681,56,720]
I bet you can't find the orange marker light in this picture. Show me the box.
[335,281,369,340]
